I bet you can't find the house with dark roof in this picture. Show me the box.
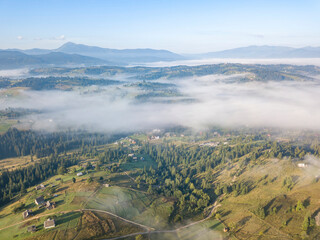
[27,225,37,232]
[44,218,55,229]
[35,196,45,205]
[22,210,32,219]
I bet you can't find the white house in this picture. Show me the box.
[298,163,307,168]
[44,218,55,229]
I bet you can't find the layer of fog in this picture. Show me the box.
[0,68,29,78]
[303,155,320,178]
[140,58,320,67]
[2,74,320,132]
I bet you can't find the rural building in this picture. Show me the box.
[128,153,134,157]
[35,184,45,190]
[22,210,32,219]
[27,225,37,232]
[55,178,61,181]
[45,201,56,210]
[44,218,55,229]
[298,163,307,168]
[77,172,83,176]
[35,196,45,205]
[103,183,110,187]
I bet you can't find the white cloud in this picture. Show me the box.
[17,36,23,40]
[56,35,66,40]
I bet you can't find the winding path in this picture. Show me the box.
[0,185,222,240]
[102,199,222,240]
[84,209,154,231]
[0,200,221,239]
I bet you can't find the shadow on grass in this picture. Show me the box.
[55,211,82,226]
[25,202,36,209]
[303,197,310,208]
[54,199,65,207]
[57,186,69,192]
[33,207,46,215]
[221,210,231,217]
[238,216,251,226]
[209,221,223,230]
[0,213,11,219]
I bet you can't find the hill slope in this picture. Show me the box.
[56,42,185,63]
[196,45,320,58]
[4,42,185,65]
[0,50,108,69]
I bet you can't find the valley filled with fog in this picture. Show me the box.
[1,63,320,133]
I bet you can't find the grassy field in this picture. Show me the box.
[0,118,16,134]
[84,186,174,229]
[0,155,41,171]
[0,168,146,239]
[213,156,320,239]
[149,218,228,240]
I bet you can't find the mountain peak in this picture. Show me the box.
[56,42,86,51]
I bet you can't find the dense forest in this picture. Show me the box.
[0,154,78,206]
[0,128,125,207]
[0,128,117,159]
[11,77,120,90]
[108,137,320,222]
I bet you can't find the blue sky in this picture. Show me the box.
[0,0,319,53]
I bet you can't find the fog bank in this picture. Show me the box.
[2,75,320,132]
[141,58,320,67]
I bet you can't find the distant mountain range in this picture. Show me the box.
[54,42,185,63]
[193,45,320,59]
[1,42,184,69]
[0,51,108,70]
[1,43,320,69]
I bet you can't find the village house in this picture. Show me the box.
[45,201,56,210]
[44,218,55,229]
[35,196,45,205]
[22,209,32,219]
[27,225,37,233]
[103,183,110,187]
[34,184,45,190]
[298,163,307,168]
[77,172,83,177]
[55,178,61,181]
